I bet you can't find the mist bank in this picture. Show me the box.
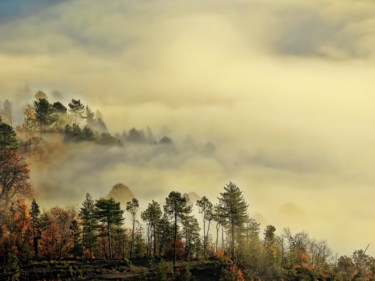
[24,127,374,257]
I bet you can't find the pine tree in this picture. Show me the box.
[181,214,200,259]
[0,120,18,152]
[213,203,227,253]
[70,220,83,258]
[157,213,173,257]
[34,98,55,133]
[30,199,41,259]
[79,193,98,259]
[84,106,95,126]
[52,101,67,113]
[68,99,84,124]
[52,102,68,131]
[95,197,124,259]
[218,182,248,259]
[126,197,139,258]
[164,191,192,267]
[141,200,162,258]
[196,196,213,257]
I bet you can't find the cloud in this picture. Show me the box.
[0,0,68,24]
[263,1,375,60]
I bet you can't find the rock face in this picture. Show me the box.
[106,183,136,206]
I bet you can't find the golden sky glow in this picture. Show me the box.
[1,0,375,256]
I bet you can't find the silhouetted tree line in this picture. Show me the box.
[22,91,121,146]
[116,127,175,146]
[22,91,178,149]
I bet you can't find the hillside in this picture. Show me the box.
[106,183,136,206]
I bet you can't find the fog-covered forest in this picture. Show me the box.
[0,92,374,281]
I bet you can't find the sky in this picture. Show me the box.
[1,0,375,256]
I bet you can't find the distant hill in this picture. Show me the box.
[187,192,201,203]
[106,183,136,206]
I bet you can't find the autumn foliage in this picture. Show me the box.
[0,151,32,207]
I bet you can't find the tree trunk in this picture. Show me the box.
[82,228,86,260]
[222,226,224,253]
[33,237,38,259]
[231,216,235,258]
[203,211,206,257]
[108,222,112,259]
[146,225,150,258]
[130,216,135,258]
[173,212,177,267]
[215,223,219,253]
[153,224,157,258]
[206,219,211,254]
[159,224,164,257]
[32,219,38,259]
[185,228,189,259]
[246,227,249,246]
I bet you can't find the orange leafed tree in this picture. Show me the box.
[39,207,77,259]
[0,151,33,207]
[0,199,33,260]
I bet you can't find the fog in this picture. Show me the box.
[1,0,375,256]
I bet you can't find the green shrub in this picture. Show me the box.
[68,265,74,277]
[139,269,148,281]
[4,253,20,281]
[156,259,167,281]
[180,263,193,281]
[124,257,132,267]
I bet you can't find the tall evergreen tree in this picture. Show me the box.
[196,196,213,257]
[0,120,18,152]
[157,213,173,257]
[181,214,200,259]
[79,193,98,260]
[30,199,41,259]
[141,200,162,258]
[218,182,248,259]
[34,98,55,133]
[68,99,84,124]
[164,191,192,267]
[213,203,227,253]
[84,106,95,126]
[126,197,139,258]
[52,102,67,113]
[51,101,68,130]
[95,197,124,259]
[70,220,83,258]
